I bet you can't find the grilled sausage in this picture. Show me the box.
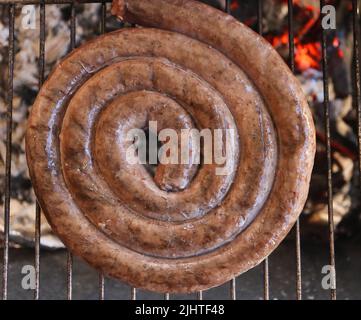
[26,0,315,293]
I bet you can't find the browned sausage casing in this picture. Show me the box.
[26,0,316,293]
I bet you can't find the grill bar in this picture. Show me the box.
[34,0,46,301]
[70,1,76,49]
[66,252,73,300]
[288,0,302,301]
[229,278,236,300]
[287,0,295,72]
[34,204,41,299]
[257,0,263,35]
[131,287,137,300]
[294,219,302,299]
[100,1,106,33]
[98,274,105,300]
[65,2,77,301]
[225,0,230,14]
[1,3,15,301]
[353,0,361,188]
[320,0,337,301]
[263,258,269,300]
[97,1,107,301]
[257,0,270,301]
[225,0,237,300]
[130,287,137,299]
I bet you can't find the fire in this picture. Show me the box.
[270,32,289,48]
[228,0,344,73]
[295,42,321,71]
[268,32,320,72]
[230,0,239,11]
[267,29,322,72]
[266,1,343,73]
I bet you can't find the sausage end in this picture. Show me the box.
[111,0,126,20]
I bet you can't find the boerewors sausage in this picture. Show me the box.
[26,0,316,293]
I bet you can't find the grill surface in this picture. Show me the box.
[1,0,359,300]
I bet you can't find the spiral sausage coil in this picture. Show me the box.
[26,0,315,293]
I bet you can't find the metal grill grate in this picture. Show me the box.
[1,0,360,300]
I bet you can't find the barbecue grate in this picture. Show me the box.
[1,0,359,300]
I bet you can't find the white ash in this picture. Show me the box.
[0,21,9,50]
[0,3,103,249]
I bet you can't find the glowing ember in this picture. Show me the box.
[270,32,289,48]
[229,0,345,73]
[295,42,321,71]
[231,0,239,11]
[265,1,343,73]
